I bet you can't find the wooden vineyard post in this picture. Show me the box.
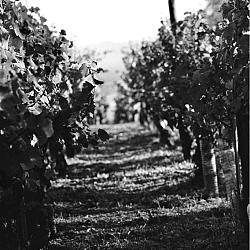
[200,137,219,197]
[232,115,241,198]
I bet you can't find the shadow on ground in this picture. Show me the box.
[47,123,247,250]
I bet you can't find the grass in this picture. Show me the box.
[47,123,247,250]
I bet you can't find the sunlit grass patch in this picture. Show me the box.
[48,123,245,250]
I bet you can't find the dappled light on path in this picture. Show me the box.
[48,123,243,250]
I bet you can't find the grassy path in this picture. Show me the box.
[48,123,245,250]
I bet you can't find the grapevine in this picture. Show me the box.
[0,0,109,248]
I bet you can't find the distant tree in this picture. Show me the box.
[205,0,224,26]
[114,82,135,124]
[94,95,109,124]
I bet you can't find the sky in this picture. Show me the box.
[21,0,207,47]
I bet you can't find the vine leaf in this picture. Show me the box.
[79,63,89,77]
[40,118,54,138]
[85,74,94,85]
[20,147,43,170]
[28,104,42,115]
[222,23,235,45]
[16,89,29,104]
[13,23,25,40]
[93,74,104,85]
[225,80,233,90]
[59,96,69,110]
[238,35,249,53]
[79,133,88,148]
[9,35,23,51]
[98,129,109,141]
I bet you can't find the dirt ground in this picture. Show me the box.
[47,123,247,250]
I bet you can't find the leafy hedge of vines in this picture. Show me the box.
[0,0,108,179]
[122,0,249,141]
